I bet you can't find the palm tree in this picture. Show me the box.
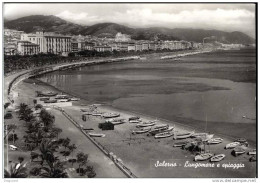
[39,139,60,165]
[39,161,68,178]
[39,109,55,128]
[62,137,70,150]
[4,124,17,140]
[4,163,28,178]
[76,152,88,176]
[68,144,77,158]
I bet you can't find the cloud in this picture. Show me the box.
[56,10,103,24]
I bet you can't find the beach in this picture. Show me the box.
[5,49,257,178]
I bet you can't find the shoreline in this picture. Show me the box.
[5,48,256,178]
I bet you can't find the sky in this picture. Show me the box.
[3,3,256,38]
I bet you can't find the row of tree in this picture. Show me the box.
[4,102,96,178]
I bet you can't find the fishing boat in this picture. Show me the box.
[163,126,175,132]
[173,131,194,140]
[231,145,247,156]
[207,138,223,145]
[155,131,174,139]
[132,127,151,134]
[129,119,142,123]
[55,94,69,99]
[69,98,80,101]
[235,138,247,143]
[58,99,69,102]
[192,133,214,139]
[173,140,189,147]
[44,99,57,103]
[154,124,169,129]
[248,149,256,155]
[88,133,105,137]
[194,153,214,161]
[129,116,140,121]
[148,126,170,136]
[136,121,156,128]
[39,97,50,101]
[225,142,240,149]
[36,91,58,97]
[249,156,256,162]
[111,119,127,125]
[91,112,103,116]
[102,113,120,118]
[210,154,225,162]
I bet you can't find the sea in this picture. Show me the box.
[37,49,257,144]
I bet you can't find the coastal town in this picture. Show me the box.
[3,3,257,181]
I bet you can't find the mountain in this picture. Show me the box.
[4,15,254,44]
[4,15,85,35]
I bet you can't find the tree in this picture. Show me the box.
[18,157,24,163]
[33,99,37,106]
[39,161,68,178]
[4,102,11,109]
[62,137,70,150]
[8,133,18,144]
[39,109,55,129]
[76,152,89,176]
[4,163,28,178]
[29,166,41,176]
[68,144,77,158]
[4,124,17,140]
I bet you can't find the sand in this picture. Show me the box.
[9,79,257,178]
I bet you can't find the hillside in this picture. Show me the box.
[4,15,255,44]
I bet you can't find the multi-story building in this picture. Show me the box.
[141,42,149,51]
[71,41,85,52]
[85,42,95,50]
[4,43,17,55]
[94,45,112,52]
[21,31,71,56]
[135,43,142,51]
[128,42,135,51]
[17,41,40,55]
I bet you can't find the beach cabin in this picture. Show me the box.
[9,145,18,151]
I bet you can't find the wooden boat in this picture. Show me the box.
[44,99,57,103]
[225,142,240,149]
[173,140,189,147]
[132,127,151,134]
[129,116,140,121]
[154,124,168,129]
[207,138,223,145]
[248,149,256,155]
[69,98,80,101]
[235,138,247,143]
[173,131,194,140]
[210,154,225,162]
[39,97,50,101]
[88,133,105,137]
[231,145,247,156]
[36,91,58,97]
[136,121,156,128]
[129,119,142,123]
[58,99,69,102]
[192,133,214,140]
[111,119,127,125]
[155,131,174,139]
[91,112,103,116]
[194,153,214,161]
[148,126,170,136]
[103,113,120,118]
[55,95,69,99]
[163,126,175,132]
[249,156,256,162]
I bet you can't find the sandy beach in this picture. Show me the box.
[9,77,257,178]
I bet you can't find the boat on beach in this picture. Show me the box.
[173,131,194,140]
[249,156,256,162]
[210,154,225,162]
[129,119,142,123]
[248,149,256,155]
[88,133,106,137]
[36,91,58,97]
[111,119,127,125]
[207,138,223,145]
[231,145,247,156]
[235,138,247,143]
[154,124,169,129]
[129,116,140,121]
[69,97,80,101]
[102,113,120,118]
[194,153,214,161]
[136,121,156,128]
[155,131,174,139]
[132,127,151,134]
[148,125,170,136]
[225,142,240,149]
[44,99,57,103]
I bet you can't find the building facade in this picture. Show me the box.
[17,41,40,55]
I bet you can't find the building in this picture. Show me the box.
[71,41,85,52]
[141,42,149,51]
[128,42,135,51]
[17,41,40,55]
[135,43,142,51]
[4,43,17,55]
[115,32,131,42]
[94,45,112,52]
[85,42,95,50]
[21,31,71,56]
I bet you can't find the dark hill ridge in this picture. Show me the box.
[4,15,255,44]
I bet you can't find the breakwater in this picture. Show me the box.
[160,49,212,60]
